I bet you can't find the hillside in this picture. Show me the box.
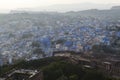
[65,7,120,20]
[0,57,118,80]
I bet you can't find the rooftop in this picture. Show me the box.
[6,69,41,80]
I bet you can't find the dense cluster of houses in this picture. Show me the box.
[0,14,120,66]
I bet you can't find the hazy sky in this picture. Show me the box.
[0,0,120,12]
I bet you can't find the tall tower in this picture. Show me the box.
[8,54,13,65]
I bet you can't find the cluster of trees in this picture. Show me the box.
[42,61,114,80]
[0,57,69,76]
[0,57,119,80]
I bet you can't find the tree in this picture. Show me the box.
[82,70,106,80]
[57,75,68,80]
[69,74,79,80]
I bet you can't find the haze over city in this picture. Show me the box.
[0,0,120,13]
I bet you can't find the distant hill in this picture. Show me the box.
[63,6,120,21]
[10,5,120,18]
[111,6,120,10]
[15,3,120,12]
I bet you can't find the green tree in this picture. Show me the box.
[69,74,79,80]
[57,75,68,80]
[82,71,106,80]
